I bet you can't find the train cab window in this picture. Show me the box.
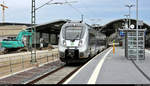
[63,26,85,40]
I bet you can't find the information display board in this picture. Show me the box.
[119,29,146,60]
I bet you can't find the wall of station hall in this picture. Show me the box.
[32,31,59,48]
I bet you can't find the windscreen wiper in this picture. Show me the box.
[71,34,79,42]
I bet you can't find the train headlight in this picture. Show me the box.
[63,40,66,46]
[78,40,82,46]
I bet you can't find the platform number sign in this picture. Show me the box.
[120,31,125,37]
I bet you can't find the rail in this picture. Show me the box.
[0,48,59,78]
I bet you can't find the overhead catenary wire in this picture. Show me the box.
[81,4,102,24]
[64,0,88,21]
[37,0,95,24]
[35,0,54,10]
[63,0,99,24]
[64,0,82,15]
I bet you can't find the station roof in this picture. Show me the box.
[100,18,150,36]
[34,19,69,34]
[24,18,150,36]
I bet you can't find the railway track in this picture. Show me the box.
[19,48,150,84]
[0,60,84,84]
[26,49,107,84]
[30,64,82,84]
[26,65,66,84]
[0,48,106,84]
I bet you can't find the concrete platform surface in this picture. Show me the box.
[64,47,150,84]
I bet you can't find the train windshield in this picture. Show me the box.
[64,26,84,40]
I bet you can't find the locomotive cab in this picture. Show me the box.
[59,22,89,63]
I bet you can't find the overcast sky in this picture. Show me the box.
[1,0,150,25]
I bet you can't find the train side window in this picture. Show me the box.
[89,32,96,45]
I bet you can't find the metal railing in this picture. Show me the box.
[0,49,59,77]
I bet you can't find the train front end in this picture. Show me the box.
[58,22,89,63]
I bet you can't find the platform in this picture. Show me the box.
[64,47,150,84]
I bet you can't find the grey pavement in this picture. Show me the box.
[133,49,150,81]
[66,48,112,84]
[65,47,150,84]
[96,47,149,84]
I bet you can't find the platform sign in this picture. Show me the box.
[120,31,125,37]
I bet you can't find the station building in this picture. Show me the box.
[0,19,150,47]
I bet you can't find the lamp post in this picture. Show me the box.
[125,4,135,28]
[136,0,139,61]
[124,14,129,29]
